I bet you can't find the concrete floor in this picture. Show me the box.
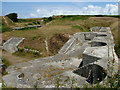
[2,27,119,88]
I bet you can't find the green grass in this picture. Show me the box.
[18,19,37,23]
[31,36,41,40]
[28,23,33,25]
[24,46,32,49]
[2,58,10,68]
[59,15,89,21]
[70,16,88,21]
[2,15,119,64]
[72,25,84,31]
[94,15,120,18]
[0,74,2,83]
[86,28,91,32]
[2,24,12,33]
[14,48,42,58]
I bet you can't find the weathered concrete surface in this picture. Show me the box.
[28,25,42,28]
[13,27,25,30]
[2,27,119,88]
[73,27,118,83]
[3,37,24,53]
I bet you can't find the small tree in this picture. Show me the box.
[6,13,18,22]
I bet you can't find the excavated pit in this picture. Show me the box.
[73,64,107,84]
[91,42,107,47]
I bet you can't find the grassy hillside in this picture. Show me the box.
[2,16,14,33]
[1,15,119,65]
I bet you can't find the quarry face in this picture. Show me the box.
[2,27,119,88]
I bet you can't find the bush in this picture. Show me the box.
[33,52,39,55]
[28,23,33,25]
[42,17,53,24]
[6,13,18,22]
[25,46,32,49]
[18,48,24,52]
[32,21,37,25]
[37,21,40,24]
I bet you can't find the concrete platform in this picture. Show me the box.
[2,27,119,88]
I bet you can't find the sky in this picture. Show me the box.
[2,1,119,18]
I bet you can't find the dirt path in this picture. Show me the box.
[1,50,32,65]
[3,16,9,26]
[3,16,13,28]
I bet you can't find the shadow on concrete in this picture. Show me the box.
[91,41,107,47]
[73,64,107,84]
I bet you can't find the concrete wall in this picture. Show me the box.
[59,33,97,54]
[73,27,118,84]
[82,54,101,66]
[3,37,24,53]
[73,64,107,84]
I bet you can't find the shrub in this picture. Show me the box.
[37,21,40,24]
[32,21,37,25]
[25,46,32,49]
[2,58,10,68]
[6,13,18,22]
[28,23,33,25]
[33,52,39,55]
[18,48,24,52]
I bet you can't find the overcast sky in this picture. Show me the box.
[2,1,119,18]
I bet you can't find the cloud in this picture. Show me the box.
[81,5,102,15]
[103,4,118,15]
[3,0,118,2]
[81,4,118,15]
[30,13,37,17]
[29,3,118,18]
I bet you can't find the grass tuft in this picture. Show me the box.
[72,25,84,31]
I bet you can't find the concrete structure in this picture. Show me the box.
[13,27,25,30]
[2,27,118,88]
[28,25,42,28]
[13,25,42,30]
[3,37,24,53]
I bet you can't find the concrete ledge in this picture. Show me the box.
[3,37,24,53]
